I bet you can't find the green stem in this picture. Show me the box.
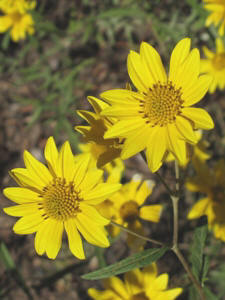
[110,221,164,246]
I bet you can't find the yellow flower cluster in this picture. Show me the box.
[0,0,36,42]
[88,263,182,300]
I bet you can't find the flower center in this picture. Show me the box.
[139,81,184,126]
[212,53,225,70]
[10,12,23,23]
[131,293,148,300]
[39,178,81,221]
[211,186,225,203]
[120,201,139,223]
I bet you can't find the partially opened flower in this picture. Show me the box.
[3,137,121,259]
[75,96,124,168]
[187,159,225,241]
[100,38,214,172]
[203,0,225,36]
[0,0,36,42]
[201,38,225,93]
[88,263,182,300]
[98,175,162,249]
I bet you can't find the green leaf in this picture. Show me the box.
[0,242,15,270]
[190,225,208,281]
[203,287,219,300]
[82,246,168,280]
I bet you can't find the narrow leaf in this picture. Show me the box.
[190,225,208,281]
[82,246,168,280]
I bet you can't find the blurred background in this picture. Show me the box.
[0,0,225,299]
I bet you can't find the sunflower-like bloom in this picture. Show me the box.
[75,96,124,169]
[201,38,225,93]
[187,159,225,241]
[0,0,36,42]
[203,0,225,36]
[100,38,214,173]
[3,137,121,259]
[88,263,182,300]
[97,175,162,249]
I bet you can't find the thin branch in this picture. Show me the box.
[110,221,164,247]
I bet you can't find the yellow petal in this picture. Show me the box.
[100,89,142,105]
[9,168,43,192]
[23,150,52,186]
[127,50,152,92]
[156,288,183,300]
[79,168,103,192]
[88,96,109,113]
[104,119,145,139]
[153,273,168,290]
[13,214,43,234]
[80,203,110,225]
[175,116,197,145]
[44,136,59,176]
[104,277,129,298]
[166,124,186,166]
[176,48,200,92]
[35,218,63,259]
[146,127,167,173]
[136,180,154,206]
[202,46,214,59]
[182,107,214,130]
[83,183,121,205]
[0,15,13,32]
[58,141,75,182]
[75,215,109,248]
[101,105,139,118]
[3,187,40,204]
[121,127,150,159]
[140,205,162,222]
[73,153,91,187]
[140,42,167,83]
[188,197,210,219]
[169,38,191,83]
[4,203,40,216]
[65,218,85,259]
[216,38,225,53]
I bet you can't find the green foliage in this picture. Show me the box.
[82,246,168,280]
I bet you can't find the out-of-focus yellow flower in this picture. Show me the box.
[3,137,121,259]
[0,0,36,42]
[201,38,225,93]
[77,142,124,177]
[88,263,182,300]
[100,38,214,173]
[187,159,225,242]
[203,0,225,36]
[97,174,162,249]
[75,96,124,169]
[166,131,211,166]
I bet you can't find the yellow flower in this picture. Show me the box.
[166,130,211,167]
[187,159,225,241]
[201,38,225,93]
[98,175,162,248]
[100,38,214,173]
[0,0,36,42]
[203,0,225,36]
[3,137,121,259]
[75,96,124,168]
[88,263,182,300]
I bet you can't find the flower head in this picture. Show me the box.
[201,38,225,93]
[100,38,214,172]
[203,0,225,36]
[0,0,36,42]
[75,96,124,168]
[187,159,225,241]
[3,137,121,259]
[97,175,162,248]
[88,263,182,300]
